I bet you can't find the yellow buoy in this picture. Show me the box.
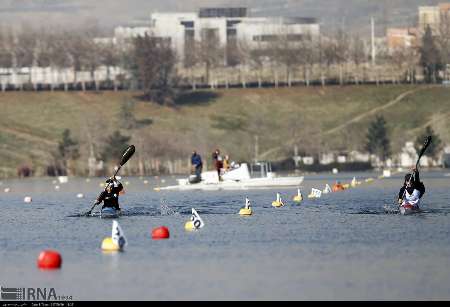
[239,197,253,215]
[101,237,120,252]
[184,220,195,231]
[343,183,350,189]
[153,187,161,192]
[239,207,252,215]
[272,193,284,208]
[293,189,303,202]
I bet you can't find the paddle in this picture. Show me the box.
[397,135,432,207]
[83,145,136,216]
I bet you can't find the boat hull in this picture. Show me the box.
[101,207,121,218]
[399,203,420,215]
[159,176,304,191]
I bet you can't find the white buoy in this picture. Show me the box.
[54,185,60,190]
[76,193,84,198]
[323,184,332,194]
[4,187,11,193]
[24,196,32,203]
[125,181,130,186]
[332,168,339,174]
[308,188,322,198]
[143,180,149,184]
[185,208,205,230]
[57,176,68,183]
[161,179,166,183]
[86,178,91,183]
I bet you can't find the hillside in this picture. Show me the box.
[0,84,449,177]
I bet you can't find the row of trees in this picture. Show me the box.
[1,20,450,103]
[46,128,132,176]
[365,115,443,165]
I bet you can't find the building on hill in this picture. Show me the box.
[418,3,450,35]
[113,7,320,66]
[386,27,418,51]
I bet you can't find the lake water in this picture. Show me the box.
[0,171,449,300]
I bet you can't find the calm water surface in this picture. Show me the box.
[0,171,449,300]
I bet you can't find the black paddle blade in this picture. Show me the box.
[119,145,136,166]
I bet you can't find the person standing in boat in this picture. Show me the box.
[212,149,223,181]
[398,168,425,210]
[190,150,203,182]
[223,155,230,171]
[95,177,124,212]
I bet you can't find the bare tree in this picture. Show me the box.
[98,41,121,90]
[131,34,180,105]
[437,12,450,80]
[390,45,415,84]
[12,23,38,89]
[196,28,224,87]
[267,30,300,87]
[334,29,350,85]
[246,39,268,88]
[350,34,367,84]
[297,33,315,86]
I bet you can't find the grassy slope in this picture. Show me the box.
[0,85,449,177]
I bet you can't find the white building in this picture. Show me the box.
[114,7,320,64]
[319,153,335,165]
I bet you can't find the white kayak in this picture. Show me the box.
[101,207,121,218]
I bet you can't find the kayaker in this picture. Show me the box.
[398,168,425,209]
[190,150,203,182]
[332,181,345,192]
[95,177,124,212]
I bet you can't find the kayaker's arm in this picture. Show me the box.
[413,168,420,183]
[398,186,406,204]
[95,190,107,204]
[413,169,426,198]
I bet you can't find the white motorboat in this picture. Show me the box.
[159,163,304,191]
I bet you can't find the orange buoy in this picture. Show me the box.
[152,226,170,240]
[332,185,344,192]
[37,250,62,269]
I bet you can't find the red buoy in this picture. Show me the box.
[37,250,62,269]
[152,226,170,240]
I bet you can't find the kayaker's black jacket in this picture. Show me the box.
[96,179,123,210]
[398,170,425,200]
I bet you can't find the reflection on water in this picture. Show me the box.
[0,171,450,300]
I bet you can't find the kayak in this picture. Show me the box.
[399,203,420,215]
[101,207,121,219]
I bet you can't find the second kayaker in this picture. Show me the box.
[398,168,425,210]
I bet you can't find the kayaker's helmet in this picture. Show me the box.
[106,177,120,188]
[404,173,414,186]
